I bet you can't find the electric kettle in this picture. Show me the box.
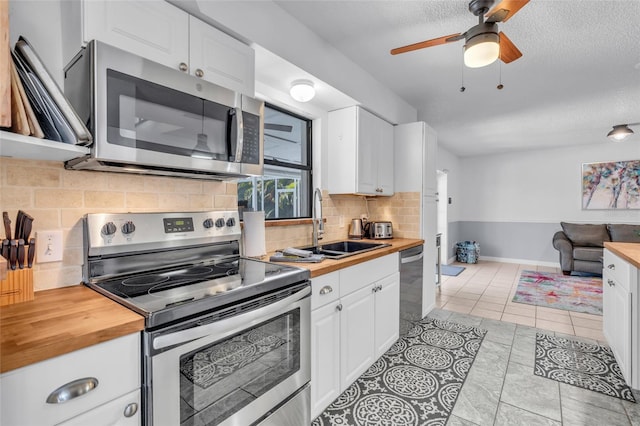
[348,218,365,239]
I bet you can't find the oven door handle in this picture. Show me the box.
[153,285,310,350]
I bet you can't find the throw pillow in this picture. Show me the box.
[560,222,610,247]
[607,224,640,243]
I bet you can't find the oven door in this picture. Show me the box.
[146,284,310,426]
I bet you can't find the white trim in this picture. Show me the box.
[477,256,559,268]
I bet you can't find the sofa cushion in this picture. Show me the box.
[561,222,610,247]
[573,247,604,263]
[607,224,640,243]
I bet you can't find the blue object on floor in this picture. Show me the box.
[441,264,465,276]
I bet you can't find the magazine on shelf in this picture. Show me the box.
[13,36,92,145]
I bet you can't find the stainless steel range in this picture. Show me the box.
[83,211,311,426]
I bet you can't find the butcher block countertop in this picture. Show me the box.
[604,242,640,269]
[0,238,423,373]
[270,238,424,278]
[0,286,144,374]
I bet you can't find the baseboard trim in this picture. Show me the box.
[445,255,559,268]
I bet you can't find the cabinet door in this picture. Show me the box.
[83,1,189,70]
[340,285,375,390]
[423,124,438,195]
[422,195,438,316]
[311,303,342,419]
[376,118,394,195]
[356,108,379,195]
[56,389,140,426]
[374,272,400,358]
[189,16,255,96]
[603,272,632,384]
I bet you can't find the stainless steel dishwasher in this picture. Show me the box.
[399,244,424,335]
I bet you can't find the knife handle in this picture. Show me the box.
[27,238,35,268]
[17,239,25,269]
[9,240,17,270]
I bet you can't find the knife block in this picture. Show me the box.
[1,251,34,306]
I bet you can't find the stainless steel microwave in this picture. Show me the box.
[63,40,263,179]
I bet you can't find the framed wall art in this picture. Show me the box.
[582,160,640,210]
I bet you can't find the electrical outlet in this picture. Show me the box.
[339,216,344,228]
[36,230,63,263]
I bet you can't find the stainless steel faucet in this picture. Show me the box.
[312,188,324,247]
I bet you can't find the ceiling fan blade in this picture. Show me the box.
[486,0,529,23]
[499,31,522,63]
[390,33,463,55]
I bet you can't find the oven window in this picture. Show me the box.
[106,69,232,160]
[179,309,301,426]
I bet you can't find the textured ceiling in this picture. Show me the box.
[273,0,640,156]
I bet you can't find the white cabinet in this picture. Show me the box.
[62,0,255,95]
[603,249,637,387]
[327,106,394,196]
[310,254,399,419]
[0,333,141,426]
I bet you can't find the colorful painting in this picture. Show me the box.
[582,160,640,209]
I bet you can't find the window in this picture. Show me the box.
[237,104,312,219]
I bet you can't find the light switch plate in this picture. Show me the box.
[36,230,63,263]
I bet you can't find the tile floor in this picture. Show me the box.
[426,308,640,426]
[437,261,605,343]
[434,260,638,425]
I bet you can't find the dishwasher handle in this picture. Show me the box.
[401,252,424,264]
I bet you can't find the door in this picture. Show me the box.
[340,285,375,390]
[310,303,341,419]
[374,272,400,357]
[422,195,438,317]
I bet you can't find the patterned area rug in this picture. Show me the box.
[180,329,286,389]
[312,318,487,426]
[535,333,636,402]
[513,270,602,315]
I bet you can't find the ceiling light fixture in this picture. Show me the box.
[463,23,500,68]
[607,123,639,141]
[289,79,316,102]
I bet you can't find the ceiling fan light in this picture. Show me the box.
[289,79,316,102]
[607,124,634,141]
[464,32,500,68]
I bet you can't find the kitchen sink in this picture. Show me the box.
[297,240,390,259]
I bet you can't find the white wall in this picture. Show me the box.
[458,140,639,224]
[436,146,462,223]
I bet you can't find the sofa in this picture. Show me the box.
[552,222,640,275]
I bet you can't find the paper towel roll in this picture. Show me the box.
[242,211,266,258]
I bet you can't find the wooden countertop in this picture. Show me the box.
[0,286,144,374]
[604,242,640,269]
[269,238,424,278]
[0,238,422,374]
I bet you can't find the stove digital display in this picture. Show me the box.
[163,217,194,233]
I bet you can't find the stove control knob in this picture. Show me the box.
[203,218,214,229]
[121,221,136,235]
[102,222,117,236]
[226,218,236,227]
[215,218,225,228]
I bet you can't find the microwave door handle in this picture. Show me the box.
[234,107,244,162]
[153,285,311,350]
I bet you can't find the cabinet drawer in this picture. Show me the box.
[604,250,632,284]
[1,333,140,426]
[311,271,340,310]
[340,253,398,297]
[56,389,140,426]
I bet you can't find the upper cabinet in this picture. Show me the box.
[327,106,394,196]
[61,0,255,96]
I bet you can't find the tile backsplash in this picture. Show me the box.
[1,158,421,290]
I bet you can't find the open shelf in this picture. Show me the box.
[0,130,90,162]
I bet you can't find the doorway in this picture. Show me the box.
[436,170,448,265]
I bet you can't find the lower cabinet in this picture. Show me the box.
[603,249,637,387]
[310,254,400,419]
[0,333,141,426]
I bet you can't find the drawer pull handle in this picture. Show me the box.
[608,279,615,287]
[46,377,99,404]
[195,68,204,78]
[607,264,615,270]
[123,402,138,418]
[336,303,343,312]
[319,285,333,295]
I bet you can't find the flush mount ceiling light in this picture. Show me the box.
[289,79,315,102]
[463,24,500,68]
[607,123,639,141]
